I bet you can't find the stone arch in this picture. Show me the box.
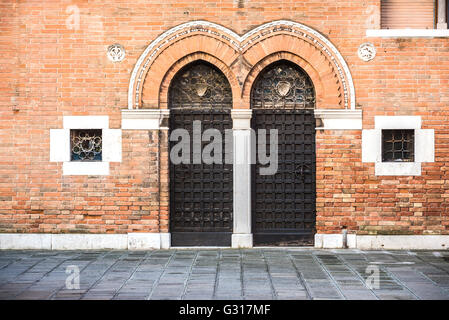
[158,53,241,110]
[128,20,356,110]
[248,58,317,109]
[241,52,326,109]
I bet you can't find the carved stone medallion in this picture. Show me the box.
[107,44,126,62]
[358,42,376,62]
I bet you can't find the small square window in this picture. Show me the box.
[70,129,102,161]
[382,129,414,162]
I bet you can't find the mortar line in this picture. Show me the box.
[211,249,222,299]
[79,251,128,300]
[3,255,47,284]
[49,251,109,300]
[287,251,312,300]
[0,256,20,272]
[0,253,39,287]
[378,265,421,300]
[261,250,277,300]
[146,250,176,300]
[414,253,449,277]
[240,249,244,298]
[111,251,154,299]
[369,252,420,300]
[415,269,449,296]
[336,253,381,300]
[180,250,200,300]
[312,253,346,300]
[411,253,449,296]
[391,251,449,294]
[14,251,82,299]
[388,250,449,298]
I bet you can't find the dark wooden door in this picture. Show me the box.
[169,62,233,246]
[251,61,316,246]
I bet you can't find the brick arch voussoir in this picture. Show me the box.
[141,34,239,108]
[129,20,355,110]
[157,52,241,110]
[242,35,345,109]
[242,52,327,109]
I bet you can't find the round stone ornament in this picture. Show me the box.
[357,42,376,62]
[107,44,126,62]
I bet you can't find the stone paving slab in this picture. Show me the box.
[0,249,448,300]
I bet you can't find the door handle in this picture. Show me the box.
[295,164,311,179]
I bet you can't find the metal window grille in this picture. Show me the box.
[70,129,102,161]
[382,129,414,162]
[250,60,315,110]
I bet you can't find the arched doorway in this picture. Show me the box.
[251,60,317,246]
[169,61,233,246]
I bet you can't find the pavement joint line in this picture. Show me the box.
[239,249,244,298]
[414,269,449,296]
[312,253,346,300]
[412,253,449,296]
[79,252,128,300]
[112,251,153,299]
[5,256,47,282]
[19,253,81,299]
[1,250,449,300]
[181,250,199,300]
[399,253,449,296]
[378,265,421,300]
[0,257,20,272]
[389,250,449,298]
[211,249,221,299]
[8,251,82,299]
[49,251,109,300]
[261,250,278,300]
[287,251,312,300]
[146,250,176,300]
[336,252,380,300]
[414,253,449,277]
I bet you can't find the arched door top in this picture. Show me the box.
[169,61,232,109]
[128,20,356,110]
[251,60,315,110]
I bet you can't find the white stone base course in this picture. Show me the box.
[52,234,127,250]
[315,234,449,250]
[2,233,449,250]
[0,234,52,250]
[314,233,356,249]
[232,234,253,248]
[128,233,171,250]
[0,233,170,250]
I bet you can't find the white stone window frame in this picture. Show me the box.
[362,116,435,176]
[366,0,449,38]
[366,29,449,38]
[50,116,122,176]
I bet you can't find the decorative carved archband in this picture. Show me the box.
[128,20,356,110]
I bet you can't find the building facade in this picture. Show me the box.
[1,0,449,250]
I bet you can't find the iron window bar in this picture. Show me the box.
[382,129,415,162]
[70,129,102,161]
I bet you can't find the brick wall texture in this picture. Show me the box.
[1,0,448,236]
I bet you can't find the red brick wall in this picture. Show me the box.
[1,0,448,235]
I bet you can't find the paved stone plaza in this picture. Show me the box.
[0,249,448,300]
